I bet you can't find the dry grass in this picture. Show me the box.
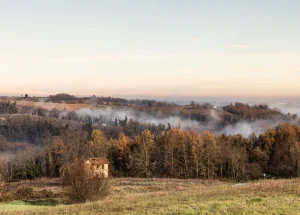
[1,178,300,214]
[16,101,92,111]
[5,178,62,194]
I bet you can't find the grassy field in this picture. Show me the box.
[1,178,300,214]
[0,199,57,211]
[15,100,93,111]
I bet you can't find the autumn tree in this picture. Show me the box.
[62,131,90,163]
[260,128,276,155]
[176,130,191,178]
[44,136,65,177]
[153,131,169,176]
[132,129,155,177]
[188,130,204,178]
[112,133,131,176]
[289,141,300,176]
[202,131,220,178]
[227,135,248,179]
[0,152,14,182]
[89,129,109,157]
[13,147,40,180]
[165,128,181,177]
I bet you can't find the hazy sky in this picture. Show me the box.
[1,0,300,98]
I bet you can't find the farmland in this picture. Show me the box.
[1,178,300,214]
[16,101,93,111]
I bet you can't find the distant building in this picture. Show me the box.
[85,157,110,179]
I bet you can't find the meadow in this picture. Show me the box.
[16,101,93,111]
[1,178,300,215]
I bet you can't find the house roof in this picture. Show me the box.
[87,157,110,165]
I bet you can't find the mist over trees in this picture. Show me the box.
[1,119,300,181]
[1,94,300,182]
[1,94,298,137]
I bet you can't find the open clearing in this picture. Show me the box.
[15,100,93,111]
[1,178,300,214]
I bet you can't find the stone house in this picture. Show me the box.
[85,157,110,179]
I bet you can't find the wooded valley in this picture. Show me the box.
[1,94,300,182]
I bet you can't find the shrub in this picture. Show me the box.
[36,189,56,198]
[0,180,4,190]
[15,187,34,199]
[0,187,14,202]
[62,159,110,203]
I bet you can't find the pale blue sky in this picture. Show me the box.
[1,0,300,98]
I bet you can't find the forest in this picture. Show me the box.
[0,94,300,183]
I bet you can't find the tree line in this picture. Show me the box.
[1,122,300,182]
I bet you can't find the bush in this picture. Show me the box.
[35,189,56,199]
[1,187,58,202]
[62,160,110,203]
[15,187,34,199]
[0,187,14,202]
[0,180,4,190]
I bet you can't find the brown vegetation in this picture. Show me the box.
[1,94,300,183]
[62,159,110,203]
[1,122,300,182]
[16,100,92,111]
[1,178,300,214]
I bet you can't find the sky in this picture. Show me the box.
[1,0,300,99]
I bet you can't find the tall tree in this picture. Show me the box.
[132,129,155,177]
[89,129,109,157]
[188,130,204,178]
[202,131,220,178]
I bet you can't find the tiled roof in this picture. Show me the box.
[88,157,110,165]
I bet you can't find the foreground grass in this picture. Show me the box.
[0,199,57,211]
[1,178,300,214]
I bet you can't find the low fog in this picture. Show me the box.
[55,105,300,137]
[15,99,300,137]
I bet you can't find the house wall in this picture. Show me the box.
[103,164,109,178]
[84,161,109,179]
